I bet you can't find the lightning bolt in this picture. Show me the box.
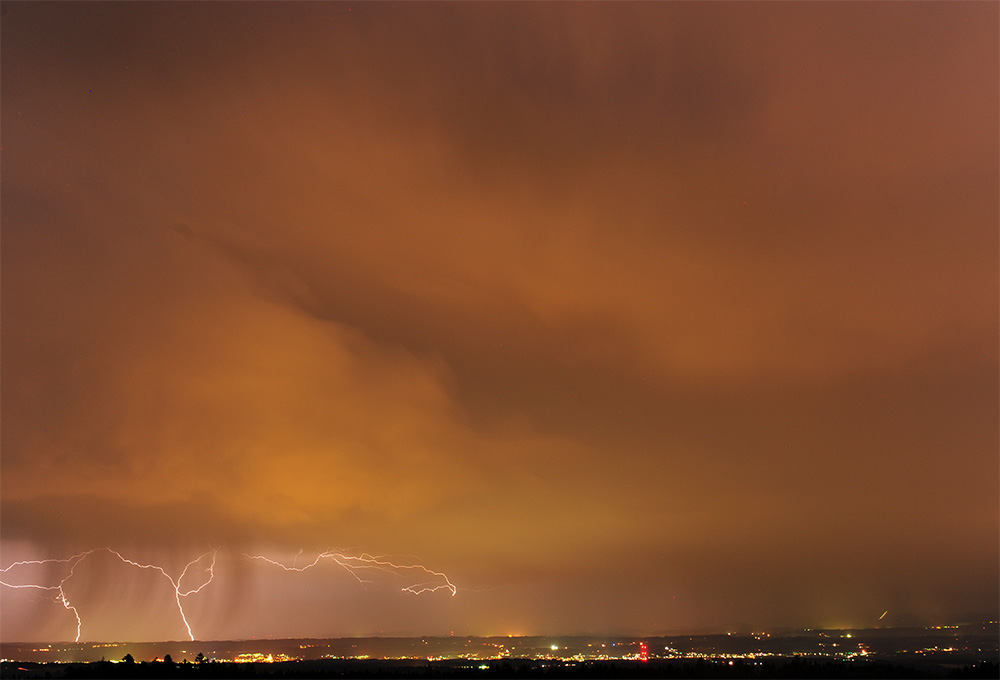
[1,548,217,642]
[243,549,457,596]
[3,546,454,641]
[0,551,93,641]
[104,549,217,641]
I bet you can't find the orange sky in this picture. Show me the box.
[2,1,997,642]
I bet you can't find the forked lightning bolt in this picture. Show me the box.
[0,551,91,640]
[243,550,457,596]
[104,549,217,641]
[0,548,217,642]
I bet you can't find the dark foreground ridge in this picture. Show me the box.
[2,658,998,679]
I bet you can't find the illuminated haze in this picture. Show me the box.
[1,1,997,642]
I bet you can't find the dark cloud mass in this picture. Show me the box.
[2,2,997,641]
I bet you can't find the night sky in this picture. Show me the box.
[1,1,997,642]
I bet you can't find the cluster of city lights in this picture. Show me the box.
[232,652,296,663]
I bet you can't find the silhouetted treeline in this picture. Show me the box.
[2,658,997,679]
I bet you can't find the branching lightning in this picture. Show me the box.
[2,546,455,642]
[104,549,217,641]
[1,548,217,642]
[242,549,457,596]
[0,551,92,640]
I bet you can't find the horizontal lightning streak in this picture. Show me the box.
[243,549,457,596]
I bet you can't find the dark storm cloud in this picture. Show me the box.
[2,1,996,640]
